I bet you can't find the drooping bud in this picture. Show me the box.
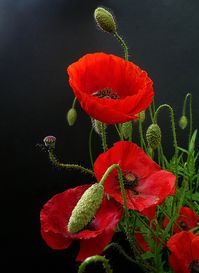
[67,108,77,126]
[179,115,188,129]
[43,135,56,149]
[91,118,105,135]
[67,183,104,233]
[146,124,161,149]
[94,7,117,33]
[138,110,146,123]
[121,121,132,140]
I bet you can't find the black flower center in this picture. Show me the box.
[179,220,189,230]
[92,88,120,99]
[115,171,139,194]
[190,260,199,273]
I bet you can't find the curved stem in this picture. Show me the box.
[154,104,178,158]
[104,242,136,264]
[72,97,77,108]
[182,93,192,142]
[78,255,112,273]
[114,31,129,60]
[48,148,94,176]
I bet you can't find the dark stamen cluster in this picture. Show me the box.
[92,88,120,99]
[190,260,199,273]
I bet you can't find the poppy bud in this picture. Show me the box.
[146,124,161,149]
[121,121,132,140]
[138,110,146,123]
[67,183,104,233]
[43,135,56,149]
[94,7,117,33]
[179,115,188,129]
[91,118,105,135]
[67,108,77,126]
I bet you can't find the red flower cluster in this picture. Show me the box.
[94,141,176,211]
[167,231,199,273]
[67,53,154,124]
[40,185,122,261]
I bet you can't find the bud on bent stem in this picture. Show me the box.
[67,183,104,233]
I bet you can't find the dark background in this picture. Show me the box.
[1,0,199,272]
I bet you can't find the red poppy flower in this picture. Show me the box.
[67,52,154,124]
[40,184,122,261]
[164,207,199,233]
[167,231,199,273]
[94,141,176,211]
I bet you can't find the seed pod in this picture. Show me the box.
[67,183,104,233]
[67,108,77,126]
[179,115,188,129]
[121,121,132,140]
[94,7,117,33]
[146,124,161,149]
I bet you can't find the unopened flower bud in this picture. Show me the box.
[121,121,132,139]
[91,118,107,135]
[67,183,104,233]
[179,115,188,129]
[94,7,116,33]
[43,135,56,148]
[146,124,161,149]
[67,108,77,126]
[138,111,146,123]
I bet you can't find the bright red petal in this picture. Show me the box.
[76,199,122,261]
[167,231,196,272]
[67,53,154,124]
[94,141,176,211]
[40,229,72,250]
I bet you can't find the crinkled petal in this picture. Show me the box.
[67,53,154,124]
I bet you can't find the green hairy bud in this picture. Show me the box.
[67,108,77,126]
[91,119,106,135]
[179,115,188,129]
[67,183,104,233]
[94,7,117,33]
[146,123,161,149]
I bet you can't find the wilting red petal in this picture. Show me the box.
[67,53,154,124]
[94,141,176,211]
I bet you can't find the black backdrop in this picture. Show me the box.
[1,0,199,272]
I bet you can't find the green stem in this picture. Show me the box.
[154,104,178,159]
[72,97,77,108]
[114,31,129,60]
[78,255,112,273]
[101,122,108,151]
[114,124,124,140]
[99,164,126,205]
[182,93,192,142]
[88,126,94,168]
[48,148,94,176]
[149,105,154,123]
[138,118,147,151]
